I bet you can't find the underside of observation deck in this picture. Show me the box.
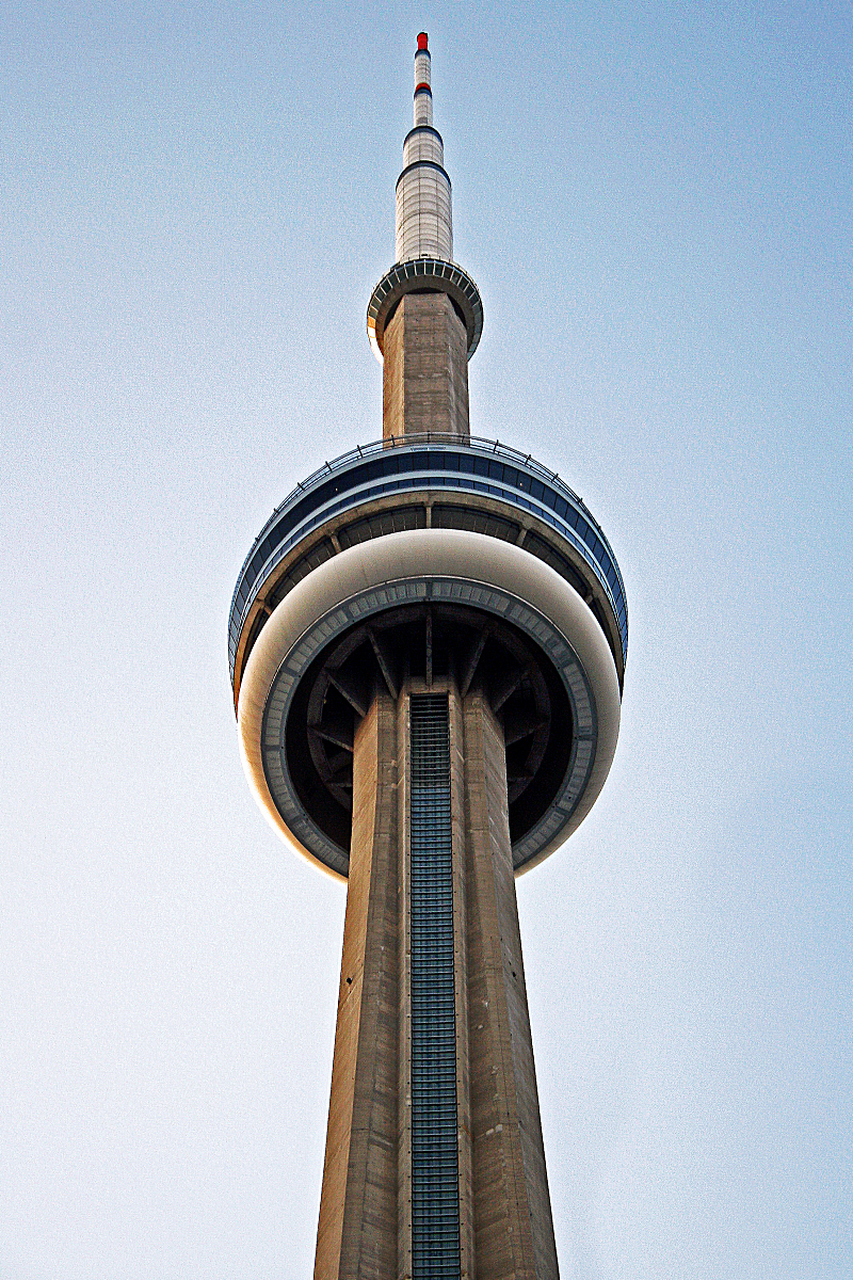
[286,601,571,859]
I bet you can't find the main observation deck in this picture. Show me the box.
[229,433,627,700]
[231,433,627,879]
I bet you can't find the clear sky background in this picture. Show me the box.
[1,2,850,1277]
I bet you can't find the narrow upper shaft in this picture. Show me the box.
[373,35,481,438]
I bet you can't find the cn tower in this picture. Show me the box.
[229,33,627,1280]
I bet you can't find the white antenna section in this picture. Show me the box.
[395,33,453,262]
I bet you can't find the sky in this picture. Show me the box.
[1,2,850,1277]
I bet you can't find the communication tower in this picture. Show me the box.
[229,34,627,1280]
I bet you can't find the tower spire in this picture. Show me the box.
[396,31,453,263]
[366,35,483,436]
[414,32,432,126]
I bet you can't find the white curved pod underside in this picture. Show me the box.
[238,530,621,878]
[395,166,452,261]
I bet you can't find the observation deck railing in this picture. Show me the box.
[230,433,628,679]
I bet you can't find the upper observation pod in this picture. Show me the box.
[368,34,484,363]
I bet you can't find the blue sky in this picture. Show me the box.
[1,3,850,1277]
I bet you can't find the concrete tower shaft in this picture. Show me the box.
[311,678,561,1280]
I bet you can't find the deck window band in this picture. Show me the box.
[409,693,460,1277]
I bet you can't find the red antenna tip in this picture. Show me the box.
[417,32,429,51]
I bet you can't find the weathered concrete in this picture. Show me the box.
[314,688,400,1280]
[383,293,470,439]
[449,683,475,1279]
[313,678,559,1279]
[395,688,412,1280]
[463,687,559,1280]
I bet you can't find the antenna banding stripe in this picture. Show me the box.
[395,159,451,191]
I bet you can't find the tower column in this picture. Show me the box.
[463,689,559,1280]
[314,671,559,1280]
[314,687,400,1280]
[382,293,470,439]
